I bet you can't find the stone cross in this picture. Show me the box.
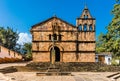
[51,35,55,64]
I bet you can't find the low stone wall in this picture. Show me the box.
[26,62,120,72]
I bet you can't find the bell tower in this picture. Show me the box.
[76,6,96,62]
[76,6,95,31]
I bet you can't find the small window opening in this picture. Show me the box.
[53,34,57,40]
[108,58,111,61]
[59,34,62,41]
[84,15,88,19]
[49,34,51,40]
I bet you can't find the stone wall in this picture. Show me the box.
[63,53,95,62]
[32,52,95,62]
[32,52,50,62]
[0,45,22,59]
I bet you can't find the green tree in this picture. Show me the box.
[106,2,120,57]
[96,33,106,53]
[0,27,19,50]
[0,27,5,43]
[23,43,32,60]
[96,1,120,57]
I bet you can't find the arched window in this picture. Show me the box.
[53,34,57,40]
[89,24,93,31]
[83,24,87,31]
[78,25,82,31]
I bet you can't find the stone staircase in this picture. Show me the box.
[107,72,120,81]
[46,64,61,75]
[36,64,71,76]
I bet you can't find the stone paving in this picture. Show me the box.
[0,63,120,81]
[1,72,118,81]
[72,72,113,81]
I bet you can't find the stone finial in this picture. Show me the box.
[84,3,88,9]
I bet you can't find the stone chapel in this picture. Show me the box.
[30,7,96,62]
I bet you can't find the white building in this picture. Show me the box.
[96,52,112,65]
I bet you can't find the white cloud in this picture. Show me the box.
[17,33,32,45]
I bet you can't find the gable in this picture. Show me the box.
[31,16,77,32]
[79,7,94,19]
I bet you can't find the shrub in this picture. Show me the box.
[111,59,120,66]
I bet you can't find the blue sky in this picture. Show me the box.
[0,0,116,37]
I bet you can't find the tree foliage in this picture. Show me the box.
[96,33,106,53]
[0,27,19,50]
[23,43,32,60]
[96,1,120,57]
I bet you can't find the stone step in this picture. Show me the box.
[107,72,120,81]
[48,67,60,69]
[113,75,120,80]
[47,69,60,72]
[47,64,61,72]
[107,73,120,78]
[36,72,71,76]
[47,67,60,72]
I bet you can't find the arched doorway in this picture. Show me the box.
[50,46,60,62]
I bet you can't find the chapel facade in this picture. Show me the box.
[30,7,96,62]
